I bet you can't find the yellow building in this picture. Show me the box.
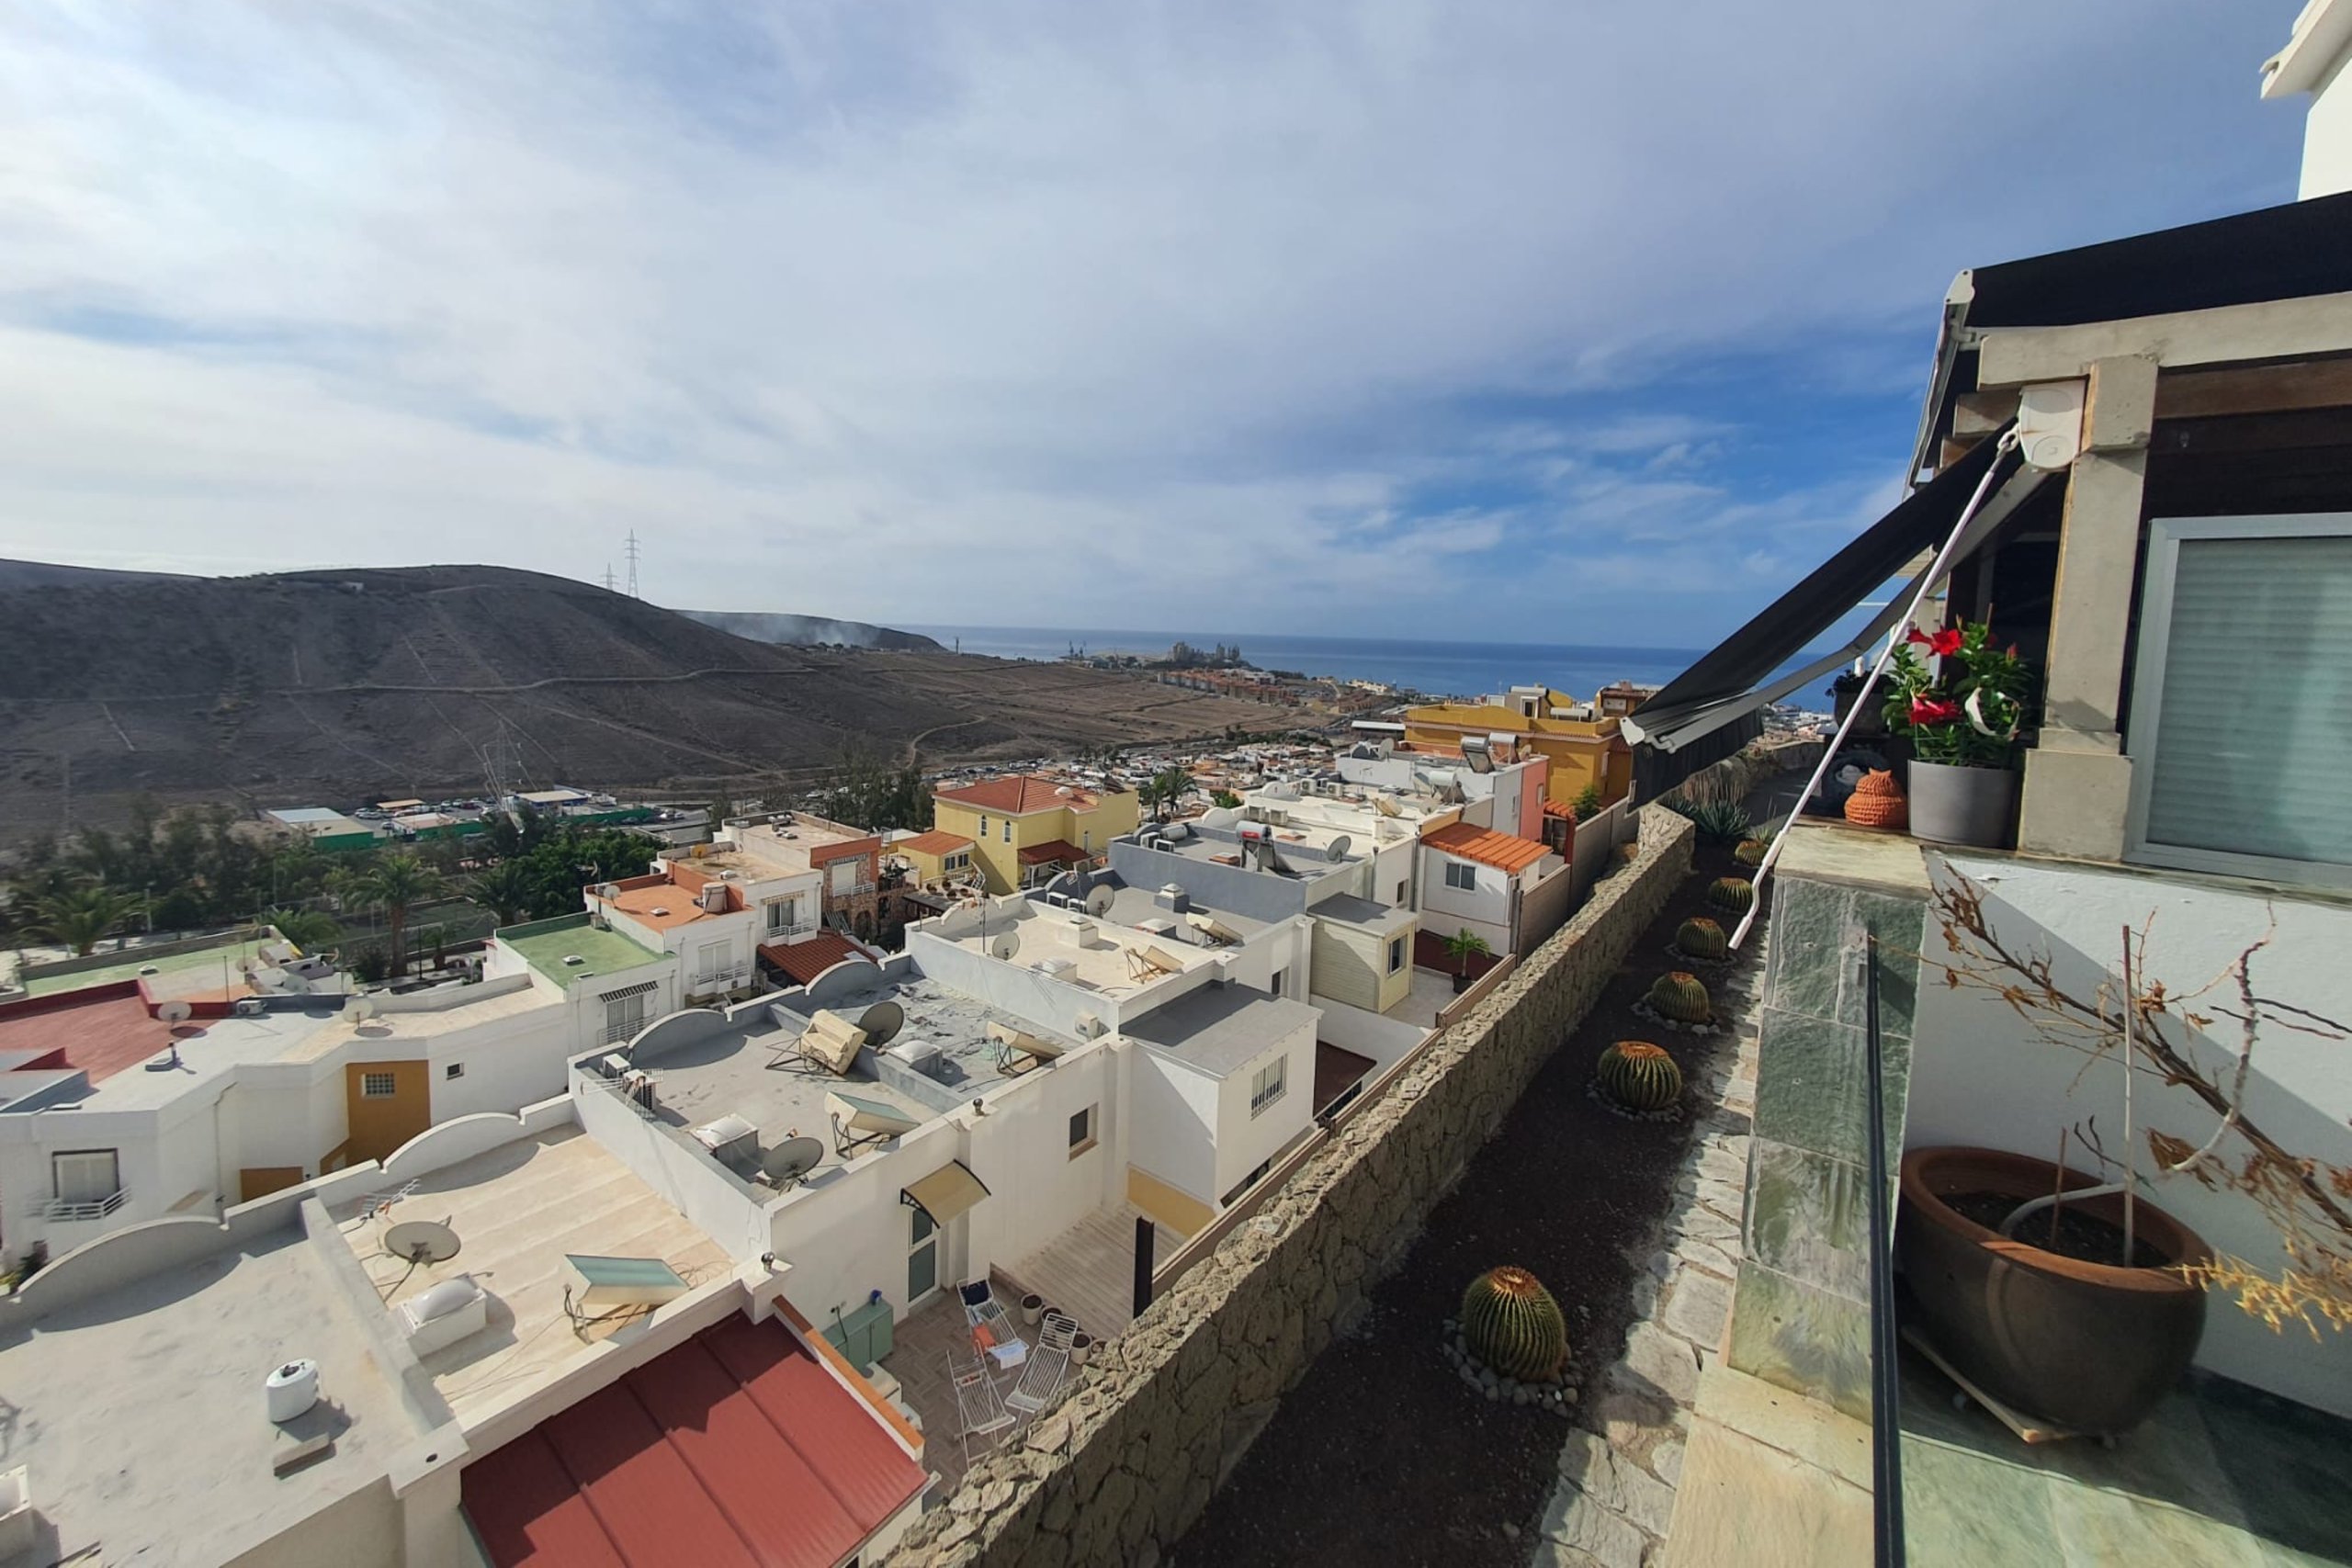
[890,828,979,888]
[931,774,1142,894]
[1403,685,1633,808]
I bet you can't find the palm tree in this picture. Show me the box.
[468,861,537,928]
[1442,928,1492,994]
[26,885,146,957]
[257,907,342,952]
[1148,765,1195,823]
[341,852,442,977]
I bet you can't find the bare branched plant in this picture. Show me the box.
[1928,873,2352,1337]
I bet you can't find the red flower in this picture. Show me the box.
[1903,626,1965,657]
[1909,696,1962,727]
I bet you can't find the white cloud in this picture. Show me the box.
[0,1,2300,640]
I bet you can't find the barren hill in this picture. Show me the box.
[0,563,1283,840]
[678,607,941,652]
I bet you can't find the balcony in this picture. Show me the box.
[765,919,819,942]
[687,964,752,998]
[41,1189,128,1223]
[824,880,878,900]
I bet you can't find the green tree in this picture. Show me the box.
[258,907,343,950]
[338,852,442,977]
[1442,927,1492,986]
[1210,789,1242,810]
[468,861,537,927]
[1143,766,1195,822]
[1572,783,1603,818]
[26,885,147,956]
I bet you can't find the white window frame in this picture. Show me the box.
[2124,513,2352,888]
[1250,1056,1287,1117]
[1068,1104,1098,1157]
[1443,860,1477,892]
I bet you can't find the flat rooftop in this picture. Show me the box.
[1310,892,1419,936]
[329,1123,732,1426]
[1145,826,1362,877]
[931,897,1229,994]
[696,817,878,880]
[1122,984,1319,1077]
[625,1002,937,1168]
[289,978,559,1061]
[0,1226,414,1567]
[498,913,666,989]
[17,932,282,998]
[0,992,345,1108]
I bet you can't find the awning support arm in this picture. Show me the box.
[1728,429,2022,951]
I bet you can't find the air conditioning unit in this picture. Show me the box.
[235,998,267,1018]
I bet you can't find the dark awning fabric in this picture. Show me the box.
[1625,429,2050,798]
[1961,188,2352,331]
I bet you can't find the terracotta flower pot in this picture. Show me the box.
[1897,1146,2211,1435]
[1842,770,1908,830]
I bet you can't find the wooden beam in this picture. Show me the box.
[1977,290,2352,387]
[2153,356,2352,420]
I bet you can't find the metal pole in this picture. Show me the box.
[1864,936,1906,1568]
[1133,1214,1156,1320]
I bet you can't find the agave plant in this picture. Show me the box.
[1461,1266,1569,1381]
[1598,1040,1683,1112]
[1664,798,1755,846]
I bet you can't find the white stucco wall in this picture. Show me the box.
[1209,1019,1317,1203]
[963,1044,1122,1276]
[2301,49,2352,197]
[765,1119,971,1325]
[1905,852,2352,1416]
[1125,1050,1221,1208]
[1417,850,1512,955]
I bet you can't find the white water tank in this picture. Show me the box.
[266,1359,321,1424]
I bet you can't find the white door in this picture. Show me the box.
[908,1206,940,1303]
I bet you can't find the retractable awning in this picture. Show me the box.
[1624,429,2051,797]
[900,1160,991,1226]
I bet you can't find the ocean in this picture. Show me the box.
[908,626,1715,705]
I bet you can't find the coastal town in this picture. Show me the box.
[1,6,2349,1568]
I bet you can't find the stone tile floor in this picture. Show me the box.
[881,1279,1035,1497]
[1898,1350,2352,1568]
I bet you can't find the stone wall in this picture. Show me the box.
[888,807,1696,1568]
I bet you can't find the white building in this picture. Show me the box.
[2264,0,2352,197]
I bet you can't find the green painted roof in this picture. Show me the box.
[20,934,277,998]
[497,914,665,988]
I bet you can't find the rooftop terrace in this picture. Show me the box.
[498,912,667,989]
[0,990,345,1108]
[695,816,880,880]
[17,931,283,998]
[0,1226,414,1567]
[924,895,1236,995]
[329,1123,732,1425]
[1121,983,1319,1077]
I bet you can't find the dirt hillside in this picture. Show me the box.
[0,563,1283,840]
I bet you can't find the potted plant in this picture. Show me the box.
[1442,928,1491,995]
[1898,874,2352,1435]
[1019,1292,1044,1326]
[1070,1329,1094,1368]
[1880,620,2036,848]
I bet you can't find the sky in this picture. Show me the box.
[0,3,2310,648]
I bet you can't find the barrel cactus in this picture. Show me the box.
[1675,917,1729,961]
[1647,970,1713,1025]
[1706,876,1756,915]
[1734,837,1768,868]
[1460,1266,1568,1382]
[1598,1040,1683,1112]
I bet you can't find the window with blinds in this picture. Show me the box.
[2128,514,2352,886]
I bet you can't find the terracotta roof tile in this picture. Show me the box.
[1424,820,1552,874]
[934,774,1102,814]
[757,932,875,987]
[896,830,975,856]
[1015,839,1091,866]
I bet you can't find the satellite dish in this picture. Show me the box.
[156,999,194,1025]
[1325,834,1352,862]
[1084,884,1116,917]
[761,1135,826,1187]
[989,931,1023,963]
[857,1000,905,1049]
[348,997,379,1022]
[384,1218,461,1265]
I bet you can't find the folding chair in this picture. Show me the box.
[1004,1310,1077,1416]
[949,1351,1015,1468]
[959,1279,1028,1371]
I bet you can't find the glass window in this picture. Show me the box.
[908,1204,938,1300]
[1068,1105,1096,1154]
[2127,515,2352,886]
[1387,936,1406,974]
[52,1149,119,1203]
[1444,860,1477,891]
[1250,1057,1287,1117]
[361,1071,398,1099]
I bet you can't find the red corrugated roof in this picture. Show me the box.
[757,931,873,987]
[1015,839,1090,866]
[463,1315,924,1568]
[934,774,1099,814]
[1424,820,1552,874]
